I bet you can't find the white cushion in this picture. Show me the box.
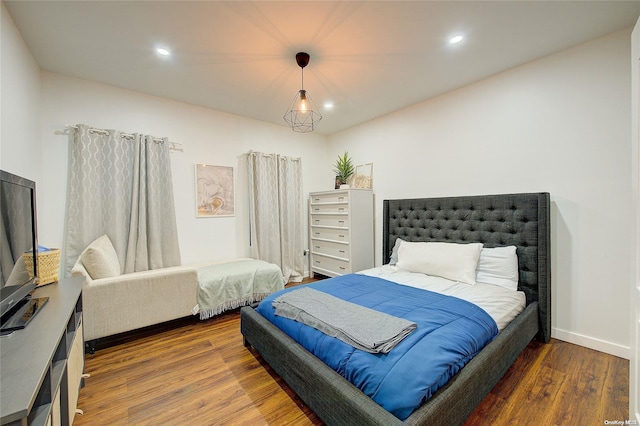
[80,235,121,279]
[396,241,483,285]
[475,246,519,291]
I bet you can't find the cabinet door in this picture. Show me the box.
[67,319,84,424]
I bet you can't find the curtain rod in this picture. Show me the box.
[56,125,184,152]
[246,150,300,161]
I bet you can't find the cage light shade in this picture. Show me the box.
[283,89,322,133]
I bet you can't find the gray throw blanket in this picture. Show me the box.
[273,288,417,354]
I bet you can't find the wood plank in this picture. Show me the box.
[75,310,629,426]
[464,339,629,426]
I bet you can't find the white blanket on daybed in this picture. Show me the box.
[194,259,284,320]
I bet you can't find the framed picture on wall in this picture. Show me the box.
[353,163,373,189]
[195,164,235,217]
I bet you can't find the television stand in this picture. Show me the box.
[0,295,49,336]
[0,278,84,425]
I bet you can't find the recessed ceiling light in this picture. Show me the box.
[323,102,334,110]
[449,35,464,45]
[156,47,171,56]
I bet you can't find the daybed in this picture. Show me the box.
[241,192,551,425]
[71,236,284,349]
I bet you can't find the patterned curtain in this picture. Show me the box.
[62,124,181,276]
[246,151,304,283]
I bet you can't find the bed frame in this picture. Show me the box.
[241,192,551,425]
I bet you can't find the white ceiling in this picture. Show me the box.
[5,1,640,135]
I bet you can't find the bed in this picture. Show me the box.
[240,192,551,425]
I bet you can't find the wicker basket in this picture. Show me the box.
[24,248,60,286]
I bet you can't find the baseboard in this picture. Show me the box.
[86,315,199,352]
[552,327,630,359]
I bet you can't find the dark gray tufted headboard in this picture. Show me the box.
[382,192,551,342]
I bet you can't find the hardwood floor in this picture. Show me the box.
[75,311,629,426]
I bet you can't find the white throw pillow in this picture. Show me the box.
[396,241,483,285]
[80,235,121,279]
[475,246,519,291]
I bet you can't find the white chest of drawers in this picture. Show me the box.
[309,189,373,277]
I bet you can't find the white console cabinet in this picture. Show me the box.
[1,278,84,426]
[309,189,374,277]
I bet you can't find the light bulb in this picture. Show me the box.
[299,90,308,112]
[449,35,463,44]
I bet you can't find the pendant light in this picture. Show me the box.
[283,52,322,133]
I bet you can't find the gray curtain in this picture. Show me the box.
[246,151,304,283]
[63,124,181,276]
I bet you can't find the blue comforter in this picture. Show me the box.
[256,274,499,420]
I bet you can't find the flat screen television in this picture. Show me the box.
[0,170,46,334]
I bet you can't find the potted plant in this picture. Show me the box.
[333,151,355,189]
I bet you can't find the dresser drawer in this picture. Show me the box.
[310,203,349,214]
[310,227,349,242]
[311,240,349,260]
[310,192,349,204]
[310,214,348,228]
[312,255,350,275]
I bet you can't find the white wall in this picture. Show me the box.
[0,3,42,182]
[630,15,640,424]
[38,72,328,268]
[328,28,633,358]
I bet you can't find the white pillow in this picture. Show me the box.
[388,238,404,265]
[396,241,483,285]
[475,246,519,291]
[80,235,121,279]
